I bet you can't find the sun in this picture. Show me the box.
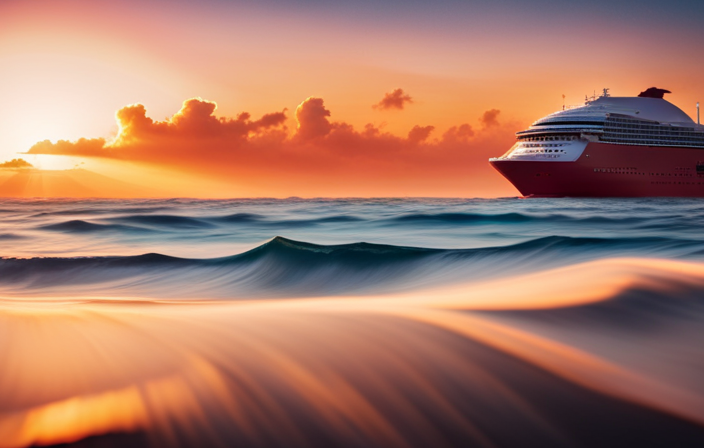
[24,155,86,171]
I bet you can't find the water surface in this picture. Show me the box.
[1,198,704,447]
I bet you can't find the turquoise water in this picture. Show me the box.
[3,197,704,257]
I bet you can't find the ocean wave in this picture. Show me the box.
[2,235,704,299]
[30,206,176,217]
[3,257,704,447]
[39,219,152,233]
[33,214,367,235]
[209,213,364,227]
[27,207,704,245]
[390,211,653,225]
[105,214,216,229]
[34,210,666,235]
[33,213,367,233]
[208,212,265,223]
[0,233,26,240]
[5,198,704,448]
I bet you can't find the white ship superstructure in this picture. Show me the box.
[489,88,704,197]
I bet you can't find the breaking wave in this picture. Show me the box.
[2,235,704,299]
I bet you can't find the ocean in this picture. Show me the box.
[1,197,704,447]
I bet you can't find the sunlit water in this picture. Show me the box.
[1,198,704,447]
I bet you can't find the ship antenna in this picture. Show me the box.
[562,94,565,110]
[698,102,700,125]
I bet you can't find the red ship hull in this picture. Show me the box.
[490,142,704,197]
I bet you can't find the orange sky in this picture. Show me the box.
[1,0,703,197]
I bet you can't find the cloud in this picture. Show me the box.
[114,104,156,145]
[29,98,288,159]
[373,88,413,110]
[294,97,332,141]
[28,138,107,157]
[0,158,33,169]
[442,124,475,143]
[480,109,501,128]
[26,96,519,197]
[111,98,287,146]
[407,125,434,144]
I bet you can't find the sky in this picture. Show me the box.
[0,0,703,197]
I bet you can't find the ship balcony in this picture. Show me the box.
[491,138,589,163]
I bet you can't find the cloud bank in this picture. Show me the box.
[0,158,33,169]
[27,97,518,197]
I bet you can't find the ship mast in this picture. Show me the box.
[584,88,610,104]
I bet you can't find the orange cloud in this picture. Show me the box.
[30,138,107,157]
[480,109,501,128]
[442,124,475,143]
[373,88,413,110]
[294,97,332,141]
[112,98,287,147]
[407,125,434,144]
[0,158,33,169]
[26,97,519,197]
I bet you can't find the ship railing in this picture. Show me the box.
[603,129,704,142]
[516,127,603,137]
[600,136,704,149]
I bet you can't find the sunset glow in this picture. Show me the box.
[2,2,704,447]
[1,0,702,197]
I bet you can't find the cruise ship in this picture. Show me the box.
[489,88,704,197]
